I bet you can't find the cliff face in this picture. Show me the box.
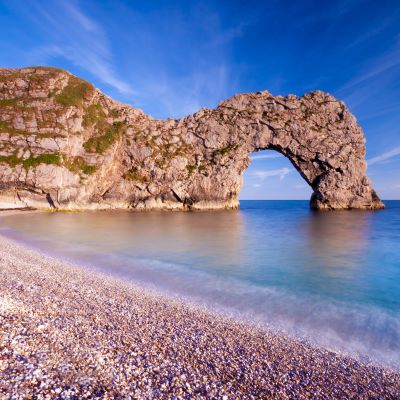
[0,67,383,210]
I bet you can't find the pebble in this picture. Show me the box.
[0,235,399,399]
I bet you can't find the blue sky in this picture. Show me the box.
[0,0,399,199]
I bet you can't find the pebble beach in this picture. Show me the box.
[0,222,399,399]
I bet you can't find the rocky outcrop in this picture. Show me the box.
[0,67,383,210]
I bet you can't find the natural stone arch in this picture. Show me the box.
[0,67,383,210]
[169,90,384,210]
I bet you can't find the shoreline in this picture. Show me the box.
[0,234,399,398]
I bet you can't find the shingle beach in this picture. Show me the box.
[0,227,399,399]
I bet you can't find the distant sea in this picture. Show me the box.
[1,200,399,369]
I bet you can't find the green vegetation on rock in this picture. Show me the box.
[186,164,196,174]
[186,162,208,175]
[82,102,106,128]
[0,151,96,176]
[213,144,237,157]
[110,109,120,118]
[123,167,148,183]
[0,120,33,136]
[23,153,61,168]
[0,120,9,130]
[157,142,193,161]
[65,156,97,175]
[0,153,20,167]
[198,163,208,173]
[83,121,125,154]
[32,66,65,74]
[55,77,94,107]
[0,98,18,107]
[0,153,61,169]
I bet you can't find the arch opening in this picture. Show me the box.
[240,150,313,201]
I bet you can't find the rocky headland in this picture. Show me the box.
[0,67,384,210]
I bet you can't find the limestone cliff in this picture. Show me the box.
[0,67,384,210]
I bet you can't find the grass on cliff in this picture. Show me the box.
[186,164,196,174]
[83,121,125,154]
[0,98,18,107]
[82,102,125,155]
[213,144,238,157]
[0,152,96,175]
[55,77,94,107]
[82,102,108,129]
[0,120,9,130]
[64,156,97,175]
[186,162,208,175]
[24,153,61,168]
[123,167,148,183]
[0,153,61,169]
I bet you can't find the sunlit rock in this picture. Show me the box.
[0,67,384,210]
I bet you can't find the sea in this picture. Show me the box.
[1,200,399,369]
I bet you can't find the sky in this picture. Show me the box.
[0,0,399,200]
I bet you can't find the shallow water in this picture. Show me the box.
[1,200,400,369]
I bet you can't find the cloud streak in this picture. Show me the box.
[7,1,248,118]
[337,38,400,97]
[139,63,232,117]
[20,1,134,95]
[251,167,292,180]
[251,153,282,160]
[368,146,400,166]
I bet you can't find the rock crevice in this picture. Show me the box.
[0,67,384,210]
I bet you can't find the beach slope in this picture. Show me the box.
[0,236,399,399]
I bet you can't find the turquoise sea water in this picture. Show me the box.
[1,200,399,369]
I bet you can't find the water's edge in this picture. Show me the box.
[1,202,399,371]
[2,230,398,376]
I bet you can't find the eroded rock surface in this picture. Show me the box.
[0,67,384,210]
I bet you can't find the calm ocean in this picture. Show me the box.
[1,200,399,369]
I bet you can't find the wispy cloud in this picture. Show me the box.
[111,2,251,118]
[251,153,282,160]
[337,39,400,97]
[209,22,247,47]
[19,1,134,94]
[357,103,400,122]
[332,45,400,119]
[140,63,232,117]
[7,1,249,118]
[368,146,400,166]
[345,15,395,49]
[252,167,292,180]
[294,183,308,189]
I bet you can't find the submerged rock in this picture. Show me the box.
[0,67,384,210]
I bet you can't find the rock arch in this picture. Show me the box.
[168,90,384,210]
[0,67,383,210]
